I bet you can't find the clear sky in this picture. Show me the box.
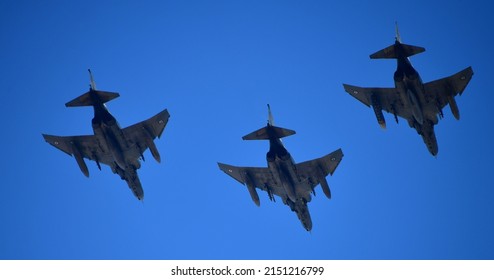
[1,0,493,259]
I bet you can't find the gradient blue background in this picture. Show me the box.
[1,0,492,259]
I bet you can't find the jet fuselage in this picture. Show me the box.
[393,42,426,125]
[265,125,312,231]
[88,90,143,198]
[392,42,438,155]
[90,91,139,170]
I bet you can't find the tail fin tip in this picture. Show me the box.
[88,69,96,90]
[395,21,401,43]
[267,104,274,126]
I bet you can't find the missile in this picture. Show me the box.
[371,94,386,129]
[391,106,399,123]
[266,186,275,202]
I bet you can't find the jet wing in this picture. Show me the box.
[42,134,113,165]
[218,163,286,200]
[343,84,412,120]
[424,66,473,109]
[296,148,343,190]
[121,109,170,162]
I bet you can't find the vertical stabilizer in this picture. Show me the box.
[65,70,120,107]
[267,104,274,126]
[395,21,402,43]
[242,104,296,140]
[88,69,97,90]
[370,24,425,59]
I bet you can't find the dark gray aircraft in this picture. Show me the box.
[218,105,343,231]
[42,70,169,200]
[343,24,473,155]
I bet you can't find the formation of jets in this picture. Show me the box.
[43,25,473,231]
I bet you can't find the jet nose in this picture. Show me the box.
[304,222,312,232]
[304,221,312,231]
[300,216,312,231]
[428,144,438,157]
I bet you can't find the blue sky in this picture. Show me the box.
[1,0,493,259]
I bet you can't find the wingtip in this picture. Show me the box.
[217,162,230,172]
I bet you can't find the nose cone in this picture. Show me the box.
[295,205,313,232]
[421,128,438,157]
[127,171,144,201]
[303,219,313,232]
[133,187,144,201]
[427,142,438,157]
[136,193,144,201]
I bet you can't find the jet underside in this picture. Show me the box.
[218,105,343,231]
[43,70,169,200]
[343,26,473,156]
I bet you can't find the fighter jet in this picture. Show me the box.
[42,70,170,200]
[343,24,473,156]
[218,105,343,231]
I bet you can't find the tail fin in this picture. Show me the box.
[267,104,274,126]
[370,23,425,59]
[88,69,97,90]
[242,104,296,140]
[395,21,402,43]
[65,69,120,107]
